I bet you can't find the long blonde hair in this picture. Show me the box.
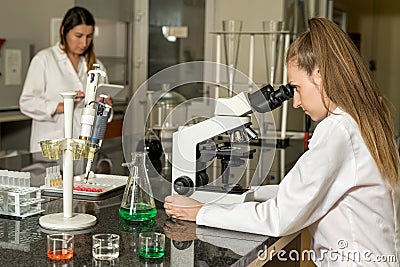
[287,18,399,188]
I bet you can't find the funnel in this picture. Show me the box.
[263,20,286,86]
[222,20,243,96]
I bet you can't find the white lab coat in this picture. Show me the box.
[19,43,108,153]
[197,107,400,266]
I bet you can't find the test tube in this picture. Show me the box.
[23,172,30,187]
[8,171,14,186]
[56,165,62,186]
[19,172,25,187]
[4,170,9,186]
[45,167,50,187]
[0,170,6,185]
[14,172,21,186]
[50,167,55,187]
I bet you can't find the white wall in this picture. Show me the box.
[335,0,400,133]
[205,0,285,89]
[0,0,285,97]
[374,2,400,133]
[0,0,74,55]
[202,0,304,132]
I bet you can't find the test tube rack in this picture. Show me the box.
[0,170,44,218]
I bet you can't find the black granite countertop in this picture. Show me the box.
[0,195,281,267]
[0,136,305,266]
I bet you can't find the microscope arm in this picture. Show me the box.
[172,115,251,193]
[213,83,294,117]
[214,92,253,116]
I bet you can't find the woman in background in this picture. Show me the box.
[20,6,112,173]
[164,18,400,266]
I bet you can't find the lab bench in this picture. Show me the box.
[0,136,312,266]
[0,196,305,267]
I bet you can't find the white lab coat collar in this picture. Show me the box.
[52,42,86,72]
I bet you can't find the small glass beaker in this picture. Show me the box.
[92,233,120,260]
[139,232,165,259]
[119,152,157,221]
[47,233,74,260]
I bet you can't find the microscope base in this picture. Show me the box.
[191,189,254,204]
[39,213,97,230]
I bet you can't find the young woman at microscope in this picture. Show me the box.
[165,18,400,265]
[20,6,112,173]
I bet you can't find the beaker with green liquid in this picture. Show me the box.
[119,152,157,221]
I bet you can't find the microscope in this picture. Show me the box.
[171,84,294,204]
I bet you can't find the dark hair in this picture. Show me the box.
[59,6,96,72]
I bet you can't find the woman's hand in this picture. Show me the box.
[74,90,85,102]
[98,95,113,106]
[54,102,64,114]
[164,194,203,221]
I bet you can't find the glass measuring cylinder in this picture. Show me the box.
[119,152,157,221]
[263,20,286,85]
[222,20,243,96]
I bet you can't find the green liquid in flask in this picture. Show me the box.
[119,203,157,221]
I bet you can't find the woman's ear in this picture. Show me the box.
[313,67,322,89]
[59,26,64,40]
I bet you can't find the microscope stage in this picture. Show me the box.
[196,184,248,194]
[191,188,254,204]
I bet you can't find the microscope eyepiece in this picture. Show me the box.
[248,84,294,113]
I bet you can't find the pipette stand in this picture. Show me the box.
[39,92,97,230]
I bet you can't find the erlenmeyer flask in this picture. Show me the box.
[119,152,157,221]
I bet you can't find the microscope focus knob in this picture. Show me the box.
[173,176,194,196]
